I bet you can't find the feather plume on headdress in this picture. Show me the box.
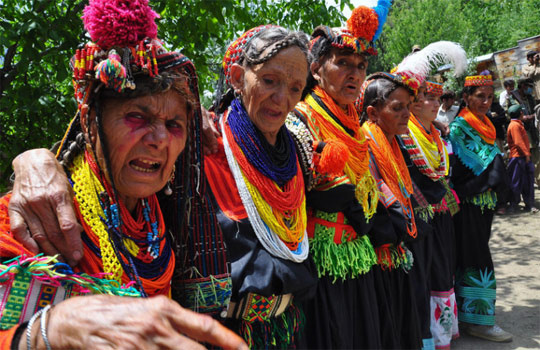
[395,41,467,79]
[393,41,467,93]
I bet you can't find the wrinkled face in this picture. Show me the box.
[464,86,494,117]
[312,48,368,109]
[369,87,412,140]
[90,90,189,210]
[231,46,307,145]
[415,91,441,126]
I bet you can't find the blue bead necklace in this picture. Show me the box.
[228,98,298,186]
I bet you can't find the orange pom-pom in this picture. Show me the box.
[314,139,350,176]
[346,6,379,42]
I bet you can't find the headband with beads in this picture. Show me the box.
[221,24,276,85]
[425,81,443,96]
[464,75,493,87]
[310,0,393,56]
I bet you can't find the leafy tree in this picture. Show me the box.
[0,0,351,192]
[370,0,540,73]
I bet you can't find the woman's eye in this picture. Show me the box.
[166,120,183,129]
[358,63,366,70]
[263,78,275,85]
[124,113,148,127]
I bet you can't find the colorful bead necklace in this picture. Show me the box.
[221,114,309,262]
[228,98,298,186]
[69,150,174,297]
[363,121,417,238]
[401,113,449,181]
[306,86,378,219]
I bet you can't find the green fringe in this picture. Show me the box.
[241,303,304,349]
[465,190,497,212]
[376,244,408,270]
[310,226,377,282]
[414,204,434,222]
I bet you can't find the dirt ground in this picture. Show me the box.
[452,189,540,349]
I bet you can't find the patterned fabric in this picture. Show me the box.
[432,181,460,216]
[455,267,496,326]
[430,289,459,349]
[425,81,443,96]
[449,117,500,176]
[181,274,232,316]
[0,255,140,330]
[307,209,377,280]
[464,75,493,87]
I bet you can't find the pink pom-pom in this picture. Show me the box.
[82,0,159,49]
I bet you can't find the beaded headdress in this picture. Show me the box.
[310,0,392,56]
[221,24,276,85]
[464,74,493,87]
[425,81,443,96]
[58,0,199,159]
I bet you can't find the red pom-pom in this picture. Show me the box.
[314,139,350,176]
[82,0,159,49]
[346,6,379,42]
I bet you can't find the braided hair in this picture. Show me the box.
[214,27,309,113]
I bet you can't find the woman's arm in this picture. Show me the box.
[9,149,83,266]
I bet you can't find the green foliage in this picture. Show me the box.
[0,0,351,192]
[370,0,540,73]
[1,0,539,192]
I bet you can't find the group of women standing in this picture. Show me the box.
[1,0,512,348]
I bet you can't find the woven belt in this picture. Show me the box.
[225,293,293,322]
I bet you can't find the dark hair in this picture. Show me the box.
[517,77,533,89]
[527,50,537,58]
[359,77,411,124]
[440,90,456,101]
[503,79,515,88]
[214,27,309,113]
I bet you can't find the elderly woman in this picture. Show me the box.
[449,74,512,343]
[10,24,315,348]
[0,1,244,349]
[286,2,392,349]
[358,72,423,349]
[203,25,316,348]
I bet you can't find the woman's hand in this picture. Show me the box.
[9,149,83,266]
[201,107,220,155]
[24,295,247,350]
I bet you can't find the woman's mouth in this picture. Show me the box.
[130,159,161,173]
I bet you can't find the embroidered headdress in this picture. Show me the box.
[310,0,393,56]
[425,81,443,96]
[464,74,493,87]
[58,0,199,162]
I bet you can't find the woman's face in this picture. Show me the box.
[464,86,494,117]
[90,89,189,210]
[231,46,307,145]
[369,87,412,140]
[413,89,441,126]
[312,48,368,109]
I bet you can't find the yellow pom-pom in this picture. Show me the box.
[347,6,379,42]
